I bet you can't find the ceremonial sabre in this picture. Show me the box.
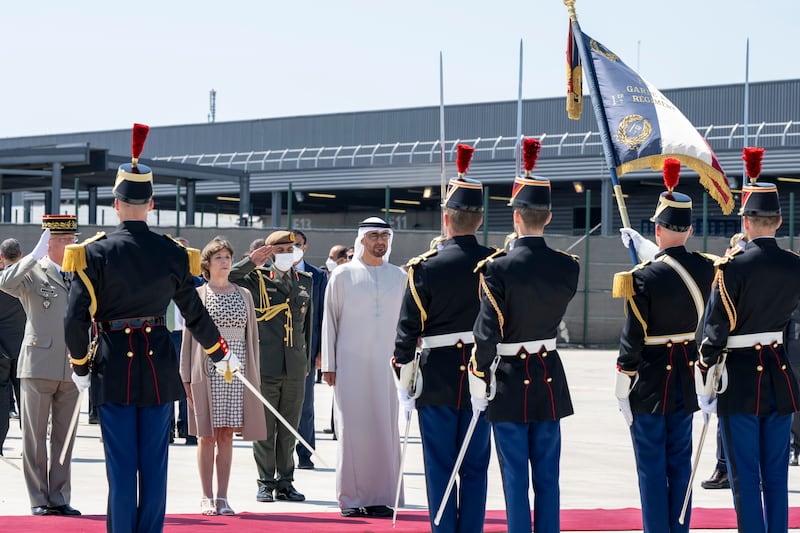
[434,356,499,526]
[433,408,480,526]
[235,372,328,468]
[60,389,84,465]
[515,39,523,178]
[439,51,446,235]
[678,412,709,525]
[392,410,413,527]
[393,348,422,527]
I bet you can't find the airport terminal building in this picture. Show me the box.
[1,80,799,344]
[1,78,799,237]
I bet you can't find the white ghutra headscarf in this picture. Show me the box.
[353,216,393,264]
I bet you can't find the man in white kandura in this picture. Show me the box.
[321,216,407,518]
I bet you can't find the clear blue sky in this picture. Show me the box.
[2,0,797,138]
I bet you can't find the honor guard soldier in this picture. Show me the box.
[470,138,579,533]
[229,230,312,503]
[612,159,715,532]
[697,147,800,533]
[64,124,230,533]
[394,143,493,533]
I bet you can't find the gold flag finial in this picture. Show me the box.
[563,0,578,22]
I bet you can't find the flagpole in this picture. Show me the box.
[439,51,447,235]
[516,39,524,178]
[564,0,638,265]
[743,38,750,150]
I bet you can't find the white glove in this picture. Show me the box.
[698,394,717,415]
[71,371,91,392]
[470,395,489,413]
[396,387,416,418]
[619,228,658,263]
[31,229,50,260]
[214,353,241,377]
[617,397,633,426]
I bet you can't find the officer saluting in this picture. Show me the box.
[64,124,230,533]
[612,159,715,532]
[394,143,492,533]
[697,147,800,532]
[470,138,579,533]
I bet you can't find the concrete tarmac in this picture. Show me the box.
[2,349,799,532]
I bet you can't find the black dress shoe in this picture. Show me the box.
[256,486,274,502]
[185,436,198,446]
[341,507,368,517]
[366,505,394,518]
[276,485,305,501]
[700,469,730,490]
[49,504,82,516]
[297,456,315,470]
[32,506,54,516]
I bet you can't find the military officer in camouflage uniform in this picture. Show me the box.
[229,230,312,503]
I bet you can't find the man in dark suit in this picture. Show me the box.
[697,147,800,532]
[471,152,580,533]
[613,159,715,532]
[64,124,229,533]
[292,230,327,470]
[230,230,312,503]
[394,143,493,533]
[0,238,26,456]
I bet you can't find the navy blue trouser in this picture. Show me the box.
[296,369,316,460]
[493,420,561,533]
[630,411,693,533]
[99,402,172,533]
[169,332,187,437]
[720,412,791,533]
[418,405,490,533]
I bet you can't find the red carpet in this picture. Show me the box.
[5,507,800,531]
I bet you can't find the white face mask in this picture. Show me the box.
[325,258,338,272]
[273,253,295,272]
[293,246,305,264]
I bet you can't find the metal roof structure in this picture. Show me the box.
[1,79,799,233]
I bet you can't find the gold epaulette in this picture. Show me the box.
[186,248,201,276]
[62,231,106,272]
[474,247,505,273]
[164,235,201,276]
[611,261,649,299]
[555,249,580,262]
[406,248,438,268]
[714,245,742,268]
[429,235,446,250]
[296,269,312,278]
[693,251,720,263]
[787,249,800,258]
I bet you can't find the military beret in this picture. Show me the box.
[266,230,295,246]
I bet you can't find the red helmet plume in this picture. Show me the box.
[456,144,475,178]
[662,158,681,192]
[522,137,541,175]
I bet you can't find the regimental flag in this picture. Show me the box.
[565,26,733,215]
